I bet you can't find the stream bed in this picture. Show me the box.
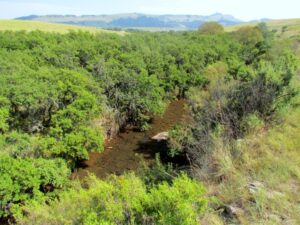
[74,99,188,179]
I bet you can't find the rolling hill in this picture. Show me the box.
[2,18,300,39]
[16,13,243,30]
[0,20,124,34]
[226,18,300,38]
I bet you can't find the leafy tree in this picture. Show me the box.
[198,22,224,35]
[232,26,265,64]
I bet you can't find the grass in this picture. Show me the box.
[226,18,300,38]
[0,20,125,34]
[3,19,300,38]
[202,36,300,224]
[202,97,300,224]
[267,19,300,37]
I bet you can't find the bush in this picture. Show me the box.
[17,174,207,225]
[168,47,298,171]
[240,113,265,134]
[0,154,70,219]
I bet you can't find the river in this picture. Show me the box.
[73,99,188,179]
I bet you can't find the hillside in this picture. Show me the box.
[227,18,300,38]
[16,13,242,30]
[0,20,123,34]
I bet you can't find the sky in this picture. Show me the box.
[0,0,299,21]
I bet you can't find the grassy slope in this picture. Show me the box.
[202,40,300,225]
[205,106,300,224]
[267,19,300,37]
[0,20,124,34]
[4,19,300,37]
[226,18,300,38]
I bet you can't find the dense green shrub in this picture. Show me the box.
[17,174,207,225]
[0,29,242,165]
[231,23,275,68]
[0,66,104,163]
[0,154,70,219]
[0,97,9,133]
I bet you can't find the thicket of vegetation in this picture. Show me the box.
[168,25,300,224]
[17,174,207,225]
[0,22,299,224]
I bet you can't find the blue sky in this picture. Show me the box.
[0,0,299,21]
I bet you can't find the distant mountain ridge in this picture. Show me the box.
[16,13,245,30]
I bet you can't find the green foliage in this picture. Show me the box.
[52,126,104,165]
[282,25,288,33]
[168,26,298,172]
[0,131,38,158]
[240,113,265,134]
[139,155,178,186]
[232,25,267,65]
[17,174,207,225]
[198,22,224,35]
[0,64,104,163]
[0,28,244,221]
[0,97,9,133]
[0,154,70,219]
[202,102,300,225]
[0,28,241,222]
[93,61,165,129]
[168,125,192,157]
[0,29,242,160]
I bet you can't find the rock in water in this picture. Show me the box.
[152,132,169,141]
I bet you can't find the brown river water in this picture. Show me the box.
[73,99,189,179]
